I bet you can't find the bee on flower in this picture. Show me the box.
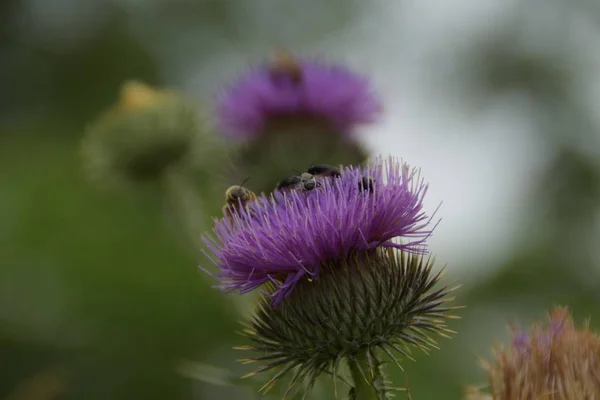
[214,50,382,193]
[201,156,461,398]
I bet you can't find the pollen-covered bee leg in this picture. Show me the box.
[358,176,375,193]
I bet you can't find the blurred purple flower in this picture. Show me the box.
[215,58,382,139]
[512,331,530,355]
[201,156,436,305]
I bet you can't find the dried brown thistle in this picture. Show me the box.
[469,306,600,400]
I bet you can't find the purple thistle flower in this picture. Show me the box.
[201,156,436,305]
[201,157,460,398]
[215,57,382,139]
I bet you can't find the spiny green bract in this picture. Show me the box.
[237,248,461,398]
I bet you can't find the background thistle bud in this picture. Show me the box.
[201,156,461,397]
[469,306,600,400]
[81,81,220,184]
[214,51,382,193]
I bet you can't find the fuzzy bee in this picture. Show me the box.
[222,178,257,220]
[270,48,302,83]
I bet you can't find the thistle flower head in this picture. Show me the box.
[215,51,378,193]
[203,156,435,305]
[81,81,220,184]
[216,52,382,140]
[473,306,600,400]
[201,156,460,396]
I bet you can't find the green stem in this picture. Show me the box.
[347,348,388,400]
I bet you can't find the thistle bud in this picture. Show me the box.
[469,306,600,400]
[201,156,461,397]
[214,51,382,193]
[81,81,219,184]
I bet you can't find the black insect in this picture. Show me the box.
[358,176,375,193]
[276,164,342,193]
[306,163,341,178]
[276,175,302,191]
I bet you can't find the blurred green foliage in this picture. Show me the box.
[0,134,240,398]
[1,0,600,399]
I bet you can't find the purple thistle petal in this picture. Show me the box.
[201,156,437,305]
[215,60,382,139]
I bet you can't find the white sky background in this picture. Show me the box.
[332,1,591,279]
[346,1,599,278]
[328,0,551,276]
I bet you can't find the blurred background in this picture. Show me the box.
[1,0,600,398]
